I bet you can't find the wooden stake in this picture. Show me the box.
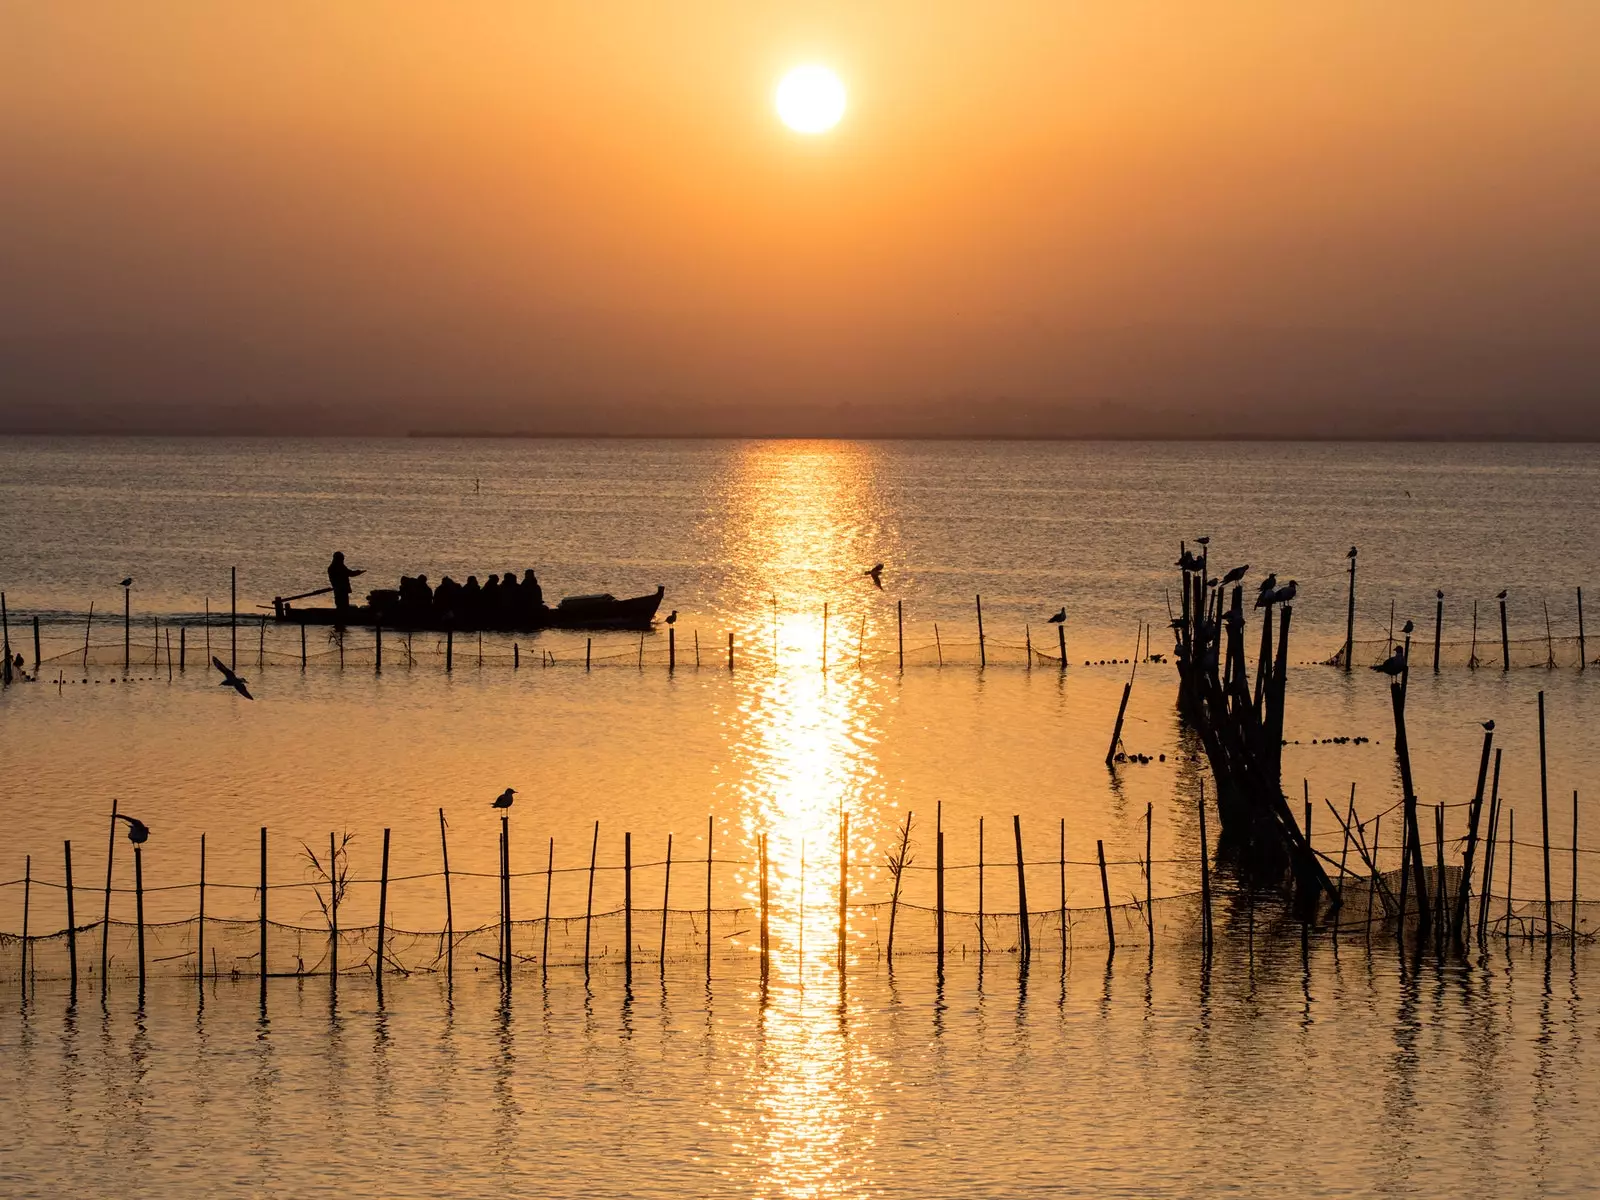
[977,816,986,955]
[1106,681,1132,766]
[1144,802,1153,946]
[1058,817,1068,960]
[101,799,117,1000]
[624,831,633,983]
[1500,593,1511,672]
[438,810,452,982]
[976,594,986,668]
[1097,839,1115,952]
[669,626,676,673]
[886,811,911,963]
[1058,621,1067,671]
[704,815,713,980]
[542,837,554,975]
[258,615,265,667]
[230,566,237,671]
[259,826,267,1010]
[1572,790,1579,940]
[1506,809,1516,935]
[1433,591,1443,673]
[1478,752,1503,942]
[376,828,391,999]
[84,601,94,673]
[375,625,382,674]
[935,828,945,971]
[123,584,130,675]
[583,819,599,976]
[181,623,187,671]
[758,833,770,977]
[727,632,734,671]
[585,636,591,671]
[660,833,673,969]
[1579,587,1587,670]
[198,834,205,989]
[1434,803,1446,949]
[328,832,338,990]
[502,815,513,990]
[20,854,30,1002]
[1013,815,1030,962]
[1198,786,1212,951]
[1540,690,1552,939]
[299,623,305,669]
[64,840,78,997]
[837,813,849,967]
[446,628,453,672]
[33,614,41,671]
[1344,549,1356,672]
[1452,728,1494,941]
[165,628,172,681]
[897,600,904,670]
[934,623,942,666]
[1390,680,1430,940]
[822,601,828,671]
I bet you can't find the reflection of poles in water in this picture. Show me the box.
[822,602,828,672]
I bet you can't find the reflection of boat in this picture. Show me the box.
[271,585,665,632]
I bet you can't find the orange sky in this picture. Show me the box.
[3,3,1599,435]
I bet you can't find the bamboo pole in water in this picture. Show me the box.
[1198,787,1213,952]
[1097,839,1115,953]
[668,626,675,673]
[1343,549,1357,672]
[258,827,267,1011]
[20,855,30,1002]
[660,833,672,969]
[977,817,985,956]
[133,845,146,1002]
[1452,729,1494,941]
[886,812,911,963]
[377,828,390,1000]
[230,567,237,671]
[897,600,904,671]
[624,832,633,983]
[583,820,599,976]
[822,601,828,671]
[541,837,554,976]
[328,832,338,990]
[438,811,451,983]
[976,595,986,668]
[1013,815,1030,962]
[1058,621,1067,670]
[1478,752,1503,943]
[935,828,945,972]
[1433,591,1443,672]
[1540,691,1552,940]
[1579,587,1586,670]
[704,816,713,980]
[1572,791,1580,941]
[1145,803,1154,946]
[101,799,117,1001]
[197,834,205,989]
[1505,810,1516,935]
[1500,592,1511,672]
[64,841,77,998]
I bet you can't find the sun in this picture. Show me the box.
[775,65,846,135]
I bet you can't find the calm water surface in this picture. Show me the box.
[2,439,1598,1196]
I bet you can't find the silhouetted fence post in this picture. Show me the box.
[1144,803,1154,947]
[259,827,267,1011]
[822,601,828,671]
[64,840,77,998]
[624,831,633,984]
[1097,839,1114,952]
[445,628,453,672]
[541,837,554,975]
[298,624,305,669]
[897,600,904,670]
[886,811,911,963]
[133,842,146,1003]
[1198,786,1213,952]
[377,828,391,1000]
[20,855,30,1002]
[438,810,451,983]
[1058,818,1068,960]
[1058,621,1067,671]
[758,833,770,979]
[838,812,849,968]
[727,632,735,671]
[327,832,337,990]
[502,815,513,990]
[704,815,713,981]
[660,833,672,969]
[123,585,130,675]
[1106,681,1132,766]
[583,820,599,977]
[1539,691,1552,940]
[1572,790,1579,940]
[33,615,41,672]
[935,821,945,972]
[230,567,238,671]
[1478,752,1503,943]
[1500,592,1511,672]
[977,817,985,956]
[1013,815,1030,962]
[181,624,187,671]
[375,625,382,674]
[197,834,205,990]
[1343,548,1357,672]
[1390,680,1430,940]
[101,799,117,1002]
[586,637,591,671]
[1579,587,1587,669]
[1452,727,1494,942]
[1433,591,1444,672]
[976,595,986,668]
[668,626,676,673]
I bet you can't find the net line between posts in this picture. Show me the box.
[3,804,1593,999]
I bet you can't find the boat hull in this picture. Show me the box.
[274,586,664,632]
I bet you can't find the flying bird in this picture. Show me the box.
[114,814,150,844]
[491,787,516,809]
[864,563,884,589]
[1401,619,1414,635]
[665,610,678,625]
[119,577,133,588]
[1220,564,1249,586]
[1047,608,1066,624]
[1372,646,1407,677]
[211,656,253,700]
[1481,720,1496,732]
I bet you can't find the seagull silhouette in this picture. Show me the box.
[1176,550,1202,572]
[864,563,884,589]
[1196,536,1210,546]
[1347,546,1358,559]
[1257,572,1278,596]
[1372,646,1407,677]
[119,577,133,588]
[211,656,253,700]
[1219,564,1249,586]
[114,814,150,844]
[1272,580,1298,606]
[665,610,678,625]
[491,787,516,809]
[1401,619,1415,635]
[1437,589,1444,600]
[1481,719,1495,732]
[1047,608,1066,624]
[1497,590,1508,600]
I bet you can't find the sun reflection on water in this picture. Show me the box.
[715,442,896,1194]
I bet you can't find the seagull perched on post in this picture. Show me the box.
[1271,580,1298,606]
[864,563,884,589]
[1176,550,1202,572]
[1372,646,1407,677]
[115,814,150,844]
[1481,719,1495,732]
[1220,564,1249,587]
[1047,608,1066,625]
[1254,574,1280,607]
[119,577,133,588]
[664,610,678,625]
[1498,590,1508,601]
[1401,619,1415,635]
[211,656,253,700]
[491,787,516,809]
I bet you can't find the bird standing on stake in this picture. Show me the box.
[212,656,254,699]
[115,814,150,844]
[1220,564,1249,586]
[1372,646,1407,677]
[491,788,516,809]
[664,610,678,625]
[864,563,884,589]
[1047,608,1066,624]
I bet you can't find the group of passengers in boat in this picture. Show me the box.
[327,552,547,628]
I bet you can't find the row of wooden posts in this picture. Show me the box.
[1338,551,1589,671]
[16,799,1223,1009]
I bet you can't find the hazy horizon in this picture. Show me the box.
[5,3,1598,437]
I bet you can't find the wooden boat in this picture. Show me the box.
[271,585,665,632]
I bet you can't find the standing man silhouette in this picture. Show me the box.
[327,551,365,617]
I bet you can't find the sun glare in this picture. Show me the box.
[775,65,846,135]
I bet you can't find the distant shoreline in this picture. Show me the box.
[0,430,1596,444]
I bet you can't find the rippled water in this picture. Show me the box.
[4,944,1596,1199]
[2,438,1598,1196]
